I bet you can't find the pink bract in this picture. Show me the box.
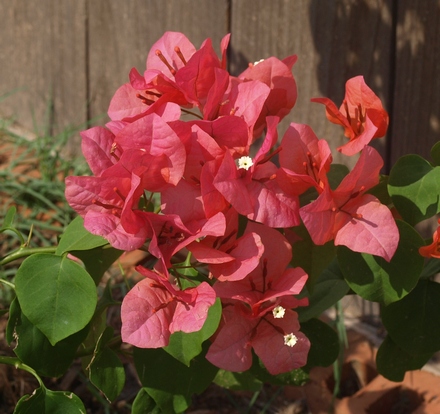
[312,75,389,155]
[121,266,216,348]
[300,146,399,261]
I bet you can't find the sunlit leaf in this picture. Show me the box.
[388,154,440,225]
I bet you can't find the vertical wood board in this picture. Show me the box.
[0,0,87,138]
[390,0,440,164]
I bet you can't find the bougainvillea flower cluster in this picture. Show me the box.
[65,31,399,375]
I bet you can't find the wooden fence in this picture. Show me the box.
[1,0,439,170]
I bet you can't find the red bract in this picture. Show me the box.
[239,55,298,138]
[174,37,229,112]
[312,76,389,155]
[80,126,121,176]
[187,210,264,281]
[112,111,188,190]
[215,79,271,144]
[419,220,440,258]
[121,266,216,348]
[212,117,300,228]
[109,32,231,122]
[147,212,226,269]
[206,222,310,374]
[65,169,150,251]
[300,146,399,261]
[277,123,332,196]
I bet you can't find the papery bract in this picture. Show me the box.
[121,267,216,348]
[419,220,440,259]
[147,212,226,269]
[277,122,332,196]
[300,146,399,261]
[206,304,310,375]
[312,76,389,155]
[239,56,298,138]
[80,126,120,176]
[206,222,310,374]
[212,117,300,227]
[65,170,149,251]
[113,110,188,189]
[187,210,264,281]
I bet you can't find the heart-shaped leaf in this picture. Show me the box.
[15,254,97,345]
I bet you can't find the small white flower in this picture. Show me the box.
[272,305,286,319]
[237,156,253,171]
[283,333,298,347]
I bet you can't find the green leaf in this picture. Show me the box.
[164,298,221,366]
[56,216,108,255]
[174,252,198,278]
[337,220,424,305]
[382,279,440,355]
[290,223,336,292]
[7,298,88,377]
[134,343,218,413]
[88,338,125,402]
[132,388,162,414]
[213,370,262,391]
[430,141,440,166]
[301,318,339,369]
[376,335,433,382]
[70,245,123,285]
[297,258,350,322]
[1,206,16,229]
[15,254,97,345]
[388,154,440,225]
[14,387,86,414]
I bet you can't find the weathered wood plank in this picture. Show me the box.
[87,0,229,123]
[0,0,87,137]
[390,0,440,165]
[230,0,393,168]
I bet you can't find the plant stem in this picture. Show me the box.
[0,356,44,388]
[0,246,57,265]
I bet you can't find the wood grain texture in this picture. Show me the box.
[390,0,440,165]
[229,0,393,168]
[1,0,439,170]
[87,0,229,123]
[0,0,87,138]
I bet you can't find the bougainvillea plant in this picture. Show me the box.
[2,31,440,413]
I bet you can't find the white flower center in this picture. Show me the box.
[283,333,298,347]
[272,305,286,319]
[238,156,253,171]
